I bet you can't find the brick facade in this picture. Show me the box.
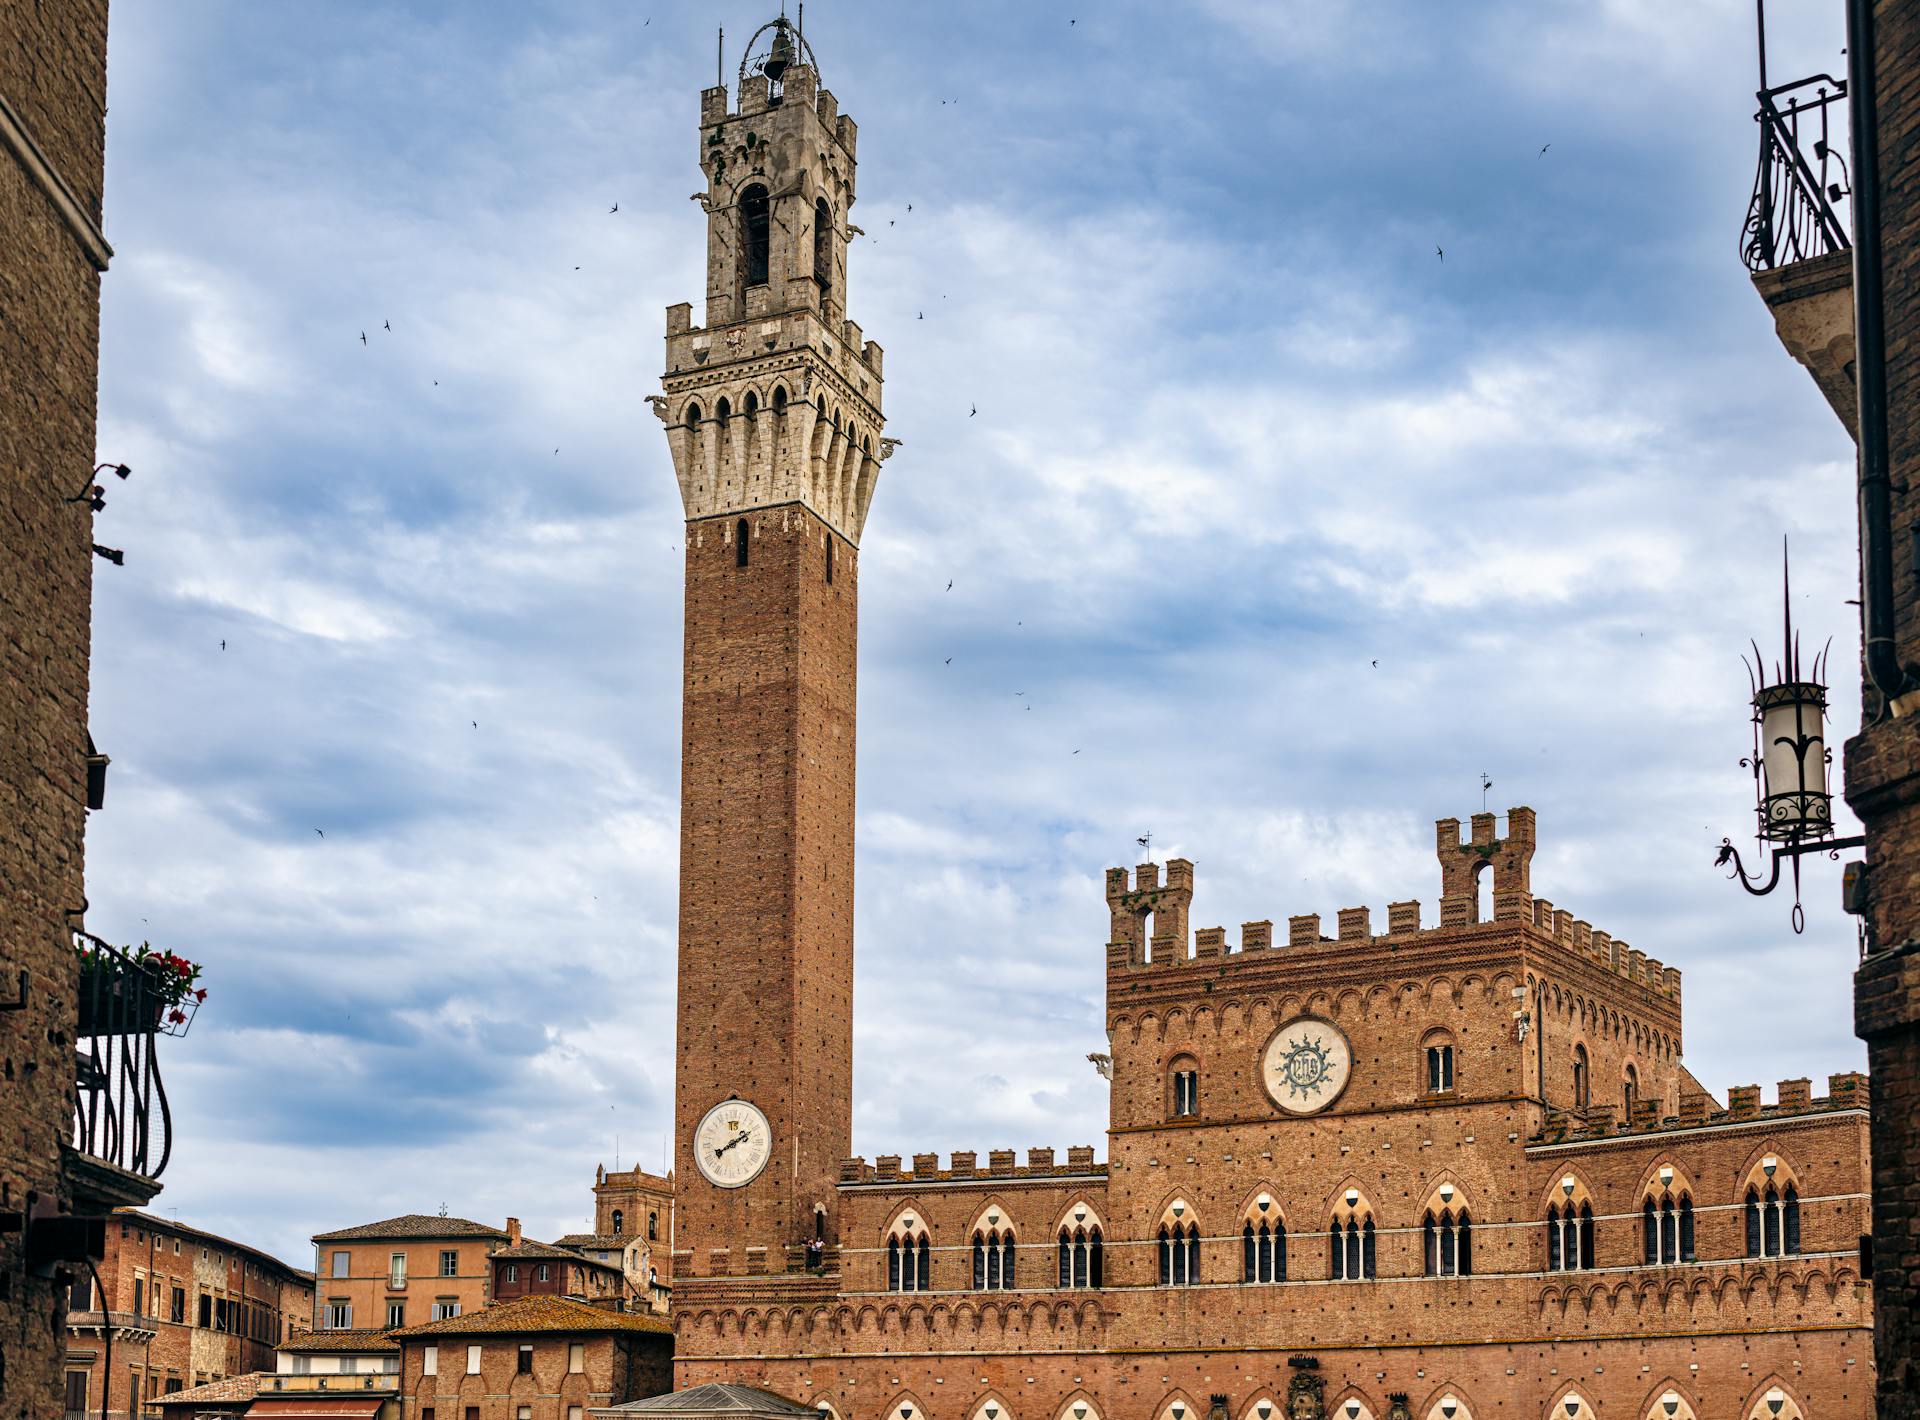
[64,1212,312,1420]
[391,1298,672,1420]
[1834,3,1920,1419]
[656,24,1880,1419]
[664,36,890,1297]
[1,5,139,1420]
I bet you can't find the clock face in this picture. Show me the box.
[1261,1016,1354,1115]
[693,1098,772,1188]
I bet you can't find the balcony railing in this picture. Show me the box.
[1742,74,1852,272]
[71,932,176,1181]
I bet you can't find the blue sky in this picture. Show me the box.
[86,0,1862,1272]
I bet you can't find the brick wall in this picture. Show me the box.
[1841,2,1920,1418]
[674,505,856,1279]
[394,1332,669,1420]
[0,5,111,1420]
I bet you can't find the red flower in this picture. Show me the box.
[195,988,207,1002]
[168,1009,186,1024]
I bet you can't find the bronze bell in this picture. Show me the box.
[765,21,794,82]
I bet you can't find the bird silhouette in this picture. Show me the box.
[1371,659,1378,668]
[944,657,952,665]
[359,331,367,345]
[315,829,324,838]
[472,721,478,728]
[946,579,953,591]
[970,404,977,417]
[383,319,391,331]
[1436,245,1444,262]
[907,204,913,212]
[611,202,619,213]
[1539,143,1551,155]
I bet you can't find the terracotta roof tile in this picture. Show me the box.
[152,1374,263,1407]
[553,1234,632,1250]
[279,1330,399,1354]
[312,1215,505,1243]
[389,1295,670,1340]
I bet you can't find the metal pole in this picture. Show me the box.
[717,27,724,92]
[1756,0,1768,94]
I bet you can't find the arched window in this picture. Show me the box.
[1426,1043,1455,1094]
[647,1212,657,1241]
[740,184,771,288]
[684,401,703,429]
[610,1209,623,1235]
[887,1221,930,1292]
[1169,1058,1199,1119]
[735,517,750,568]
[1241,1216,1286,1284]
[1623,1065,1639,1121]
[1057,1223,1102,1289]
[1572,1045,1590,1109]
[970,1228,1014,1290]
[1157,1222,1199,1286]
[1549,1200,1595,1271]
[772,385,788,412]
[814,197,834,299]
[1423,1209,1472,1276]
[1746,1184,1801,1258]
[1644,1180,1693,1264]
[1329,1193,1375,1281]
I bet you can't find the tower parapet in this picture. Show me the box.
[657,19,893,544]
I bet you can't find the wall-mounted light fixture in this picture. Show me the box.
[1717,542,1863,931]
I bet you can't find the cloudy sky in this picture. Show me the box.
[85,0,1863,1272]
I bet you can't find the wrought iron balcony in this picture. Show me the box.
[1742,74,1852,273]
[70,931,187,1185]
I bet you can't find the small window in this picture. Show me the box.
[386,1301,405,1328]
[1422,1209,1472,1276]
[516,1345,533,1375]
[518,1409,532,1420]
[423,1347,438,1377]
[466,1345,482,1376]
[324,1301,351,1330]
[389,1252,407,1288]
[610,1210,623,1235]
[331,1252,350,1279]
[684,402,702,430]
[814,197,834,298]
[567,1343,584,1375]
[648,1212,658,1241]
[170,1287,185,1324]
[435,1300,460,1321]
[1572,1045,1590,1109]
[825,538,834,584]
[741,184,771,287]
[1623,1065,1639,1121]
[536,1264,548,1282]
[504,1264,518,1283]
[736,518,750,568]
[440,1250,459,1277]
[1426,1044,1454,1093]
[1170,1065,1198,1118]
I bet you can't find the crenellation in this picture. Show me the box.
[814,87,837,128]
[1288,913,1322,947]
[1241,919,1272,951]
[1027,1147,1054,1171]
[1779,1076,1813,1110]
[1572,919,1592,953]
[911,1151,938,1176]
[1728,1085,1762,1119]
[1337,906,1371,941]
[950,1150,977,1177]
[1387,899,1421,934]
[988,1149,1015,1177]
[1193,926,1226,959]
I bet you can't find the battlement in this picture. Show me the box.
[1530,1072,1869,1145]
[1104,808,1681,1004]
[698,66,857,152]
[837,1146,1104,1186]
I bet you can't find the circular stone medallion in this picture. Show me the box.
[1261,1016,1354,1115]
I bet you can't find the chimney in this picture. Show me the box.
[506,1217,522,1246]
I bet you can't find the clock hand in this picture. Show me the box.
[715,1130,753,1157]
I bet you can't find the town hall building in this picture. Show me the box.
[647,17,1875,1420]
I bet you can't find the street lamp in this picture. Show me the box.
[1717,543,1863,930]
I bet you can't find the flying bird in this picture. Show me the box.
[1539,143,1551,155]
[383,319,391,331]
[945,580,953,591]
[359,331,367,345]
[1436,245,1444,262]
[944,657,952,665]
[220,640,226,651]
[1371,659,1378,668]
[969,404,976,417]
[611,202,619,213]
[315,829,324,838]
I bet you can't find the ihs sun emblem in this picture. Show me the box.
[1280,1034,1335,1099]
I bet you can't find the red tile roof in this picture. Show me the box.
[388,1295,670,1339]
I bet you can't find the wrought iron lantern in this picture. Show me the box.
[1717,545,1862,930]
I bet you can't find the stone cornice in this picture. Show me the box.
[0,90,111,271]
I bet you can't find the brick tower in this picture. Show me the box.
[657,15,890,1289]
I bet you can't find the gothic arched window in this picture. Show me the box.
[1169,1058,1199,1119]
[741,184,771,288]
[1426,1043,1455,1094]
[888,1222,930,1292]
[1059,1223,1102,1289]
[1551,1199,1595,1271]
[610,1209,623,1235]
[1424,1209,1472,1276]
[1572,1045,1590,1109]
[1747,1184,1800,1258]
[1623,1064,1639,1121]
[647,1212,657,1241]
[1241,1216,1286,1284]
[1158,1222,1198,1286]
[814,197,834,300]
